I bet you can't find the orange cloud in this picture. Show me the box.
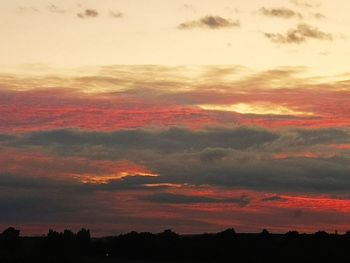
[331,144,350,150]
[273,152,322,159]
[0,149,157,184]
[76,161,158,185]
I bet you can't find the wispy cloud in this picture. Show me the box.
[17,6,40,13]
[178,15,240,30]
[259,7,302,19]
[47,4,67,14]
[264,24,332,44]
[179,4,196,13]
[290,0,321,8]
[110,11,123,18]
[77,9,99,19]
[143,193,251,207]
[312,12,326,19]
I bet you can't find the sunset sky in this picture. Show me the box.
[1,0,350,236]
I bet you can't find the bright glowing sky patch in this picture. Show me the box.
[197,103,314,116]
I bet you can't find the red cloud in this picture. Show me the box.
[0,89,217,132]
[1,86,350,133]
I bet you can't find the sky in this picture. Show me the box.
[1,0,350,236]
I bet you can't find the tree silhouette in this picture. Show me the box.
[158,229,179,240]
[1,227,20,251]
[285,230,299,240]
[216,228,236,241]
[76,228,91,249]
[261,229,270,235]
[1,226,350,262]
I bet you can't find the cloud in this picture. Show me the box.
[0,173,75,190]
[178,16,240,30]
[2,130,350,233]
[110,11,123,18]
[293,128,350,145]
[47,4,67,14]
[259,7,302,19]
[17,6,40,13]
[1,66,350,134]
[264,24,333,44]
[312,12,326,19]
[290,0,321,8]
[155,150,350,194]
[2,66,350,234]
[2,126,350,195]
[12,127,279,153]
[179,4,196,13]
[143,193,251,207]
[77,9,99,18]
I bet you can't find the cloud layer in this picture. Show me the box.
[1,66,350,235]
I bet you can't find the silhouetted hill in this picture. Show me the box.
[1,227,350,262]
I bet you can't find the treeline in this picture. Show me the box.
[1,227,350,262]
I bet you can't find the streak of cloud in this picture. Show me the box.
[110,11,123,18]
[290,0,321,8]
[77,9,99,19]
[47,4,67,14]
[259,7,302,19]
[143,193,251,207]
[178,15,240,30]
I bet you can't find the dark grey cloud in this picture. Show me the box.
[0,171,161,194]
[2,127,350,195]
[77,9,99,18]
[259,7,302,19]
[143,193,250,207]
[0,134,15,142]
[156,150,350,194]
[264,24,333,44]
[3,127,349,155]
[2,169,350,235]
[10,127,278,153]
[0,173,75,190]
[293,128,350,145]
[0,190,78,222]
[0,173,218,235]
[178,15,240,30]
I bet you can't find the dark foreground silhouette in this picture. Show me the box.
[1,227,350,262]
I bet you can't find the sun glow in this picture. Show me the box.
[198,103,314,116]
[76,171,158,185]
[73,160,159,185]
